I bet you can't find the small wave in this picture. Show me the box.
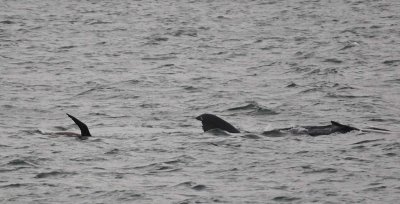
[363,186,387,192]
[1,20,14,24]
[174,181,207,191]
[308,68,339,75]
[75,86,103,96]
[163,155,196,165]
[352,139,384,145]
[134,156,194,174]
[382,142,400,151]
[261,129,287,137]
[21,129,44,135]
[58,45,76,50]
[178,196,225,204]
[34,171,76,179]
[104,148,120,155]
[204,129,231,136]
[303,167,338,174]
[383,60,400,65]
[343,157,371,163]
[2,104,14,109]
[151,165,179,173]
[93,190,143,201]
[227,101,278,115]
[272,196,301,202]
[141,54,177,61]
[339,41,359,50]
[86,20,113,25]
[7,159,38,167]
[53,126,68,131]
[352,145,366,149]
[169,28,198,37]
[384,78,400,84]
[323,58,343,64]
[385,152,396,157]
[286,82,297,88]
[0,183,30,188]
[144,35,169,45]
[325,93,371,99]
[182,85,200,92]
[241,134,261,139]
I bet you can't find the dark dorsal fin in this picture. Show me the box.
[66,113,91,136]
[331,121,343,126]
[197,114,240,133]
[331,121,359,131]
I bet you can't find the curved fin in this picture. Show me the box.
[331,121,343,126]
[66,113,92,137]
[331,121,359,131]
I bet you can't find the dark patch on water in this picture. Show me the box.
[175,181,207,191]
[343,157,371,163]
[163,155,196,164]
[363,186,387,192]
[58,45,76,50]
[352,139,385,145]
[241,134,261,139]
[169,28,198,37]
[34,171,76,179]
[325,93,371,99]
[192,184,206,191]
[303,167,338,174]
[0,20,15,24]
[286,82,297,87]
[1,183,29,188]
[382,60,400,65]
[2,104,14,109]
[104,148,120,155]
[272,196,301,202]
[7,159,37,167]
[323,58,343,64]
[385,152,396,157]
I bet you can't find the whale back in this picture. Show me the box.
[196,114,240,133]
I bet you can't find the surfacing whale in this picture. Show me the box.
[262,121,359,136]
[196,113,362,136]
[53,114,92,140]
[196,113,240,133]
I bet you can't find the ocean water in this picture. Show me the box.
[1,0,400,203]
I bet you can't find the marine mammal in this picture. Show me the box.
[196,113,362,136]
[53,114,92,140]
[195,113,240,133]
[262,121,359,136]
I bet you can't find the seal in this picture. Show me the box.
[195,113,240,133]
[53,114,92,140]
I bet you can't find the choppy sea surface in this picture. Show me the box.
[1,0,400,203]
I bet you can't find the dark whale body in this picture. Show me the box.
[196,114,240,133]
[262,121,359,136]
[196,113,360,136]
[53,114,92,140]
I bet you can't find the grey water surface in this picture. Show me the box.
[1,0,400,203]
